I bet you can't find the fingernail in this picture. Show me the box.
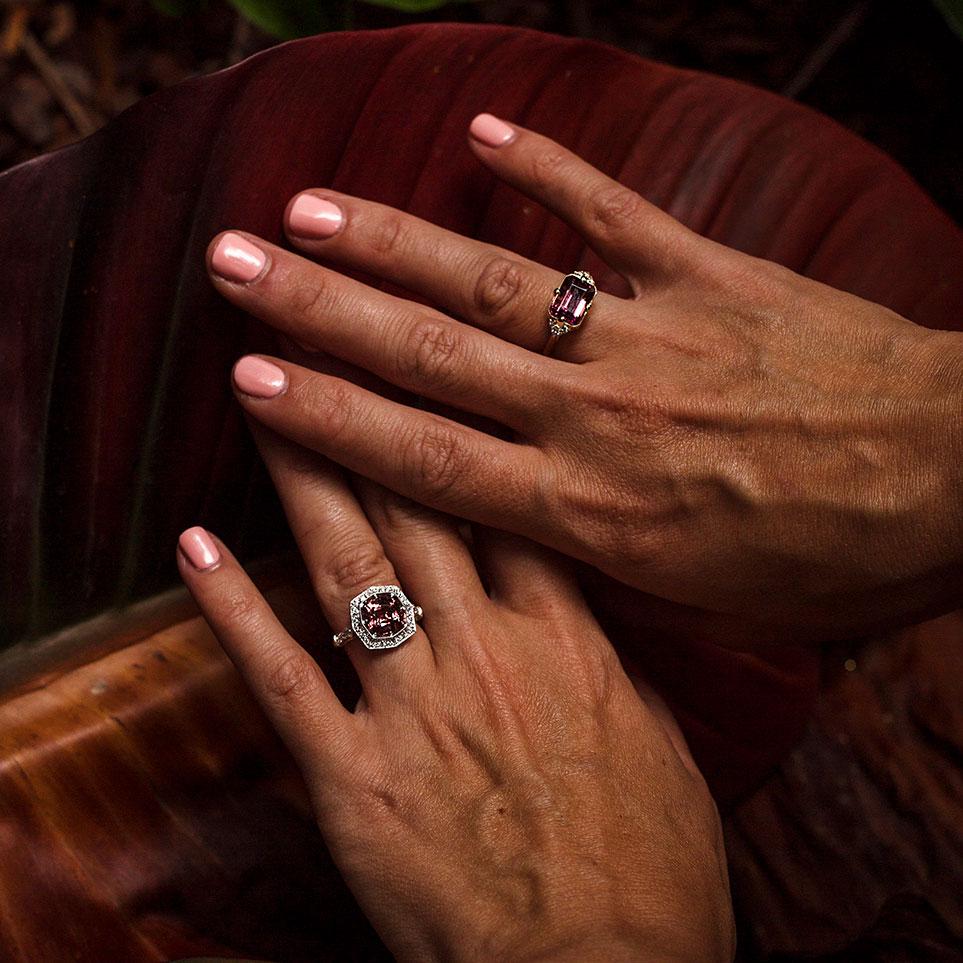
[179,526,220,571]
[211,232,266,282]
[233,355,287,398]
[288,193,343,239]
[469,113,516,148]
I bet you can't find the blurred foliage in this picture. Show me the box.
[150,0,475,38]
[224,0,338,35]
[931,0,963,38]
[150,0,963,42]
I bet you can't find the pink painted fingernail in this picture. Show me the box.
[469,113,516,148]
[211,232,266,282]
[233,356,287,398]
[288,193,343,239]
[179,526,220,571]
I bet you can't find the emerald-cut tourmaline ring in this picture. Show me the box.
[542,270,597,356]
[332,584,423,651]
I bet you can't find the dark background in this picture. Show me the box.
[1,0,960,223]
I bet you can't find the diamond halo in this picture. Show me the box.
[347,584,419,651]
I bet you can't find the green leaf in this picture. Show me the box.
[931,0,963,39]
[228,0,346,37]
[150,0,208,15]
[360,0,473,10]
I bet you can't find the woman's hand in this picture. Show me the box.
[176,428,734,962]
[205,115,963,639]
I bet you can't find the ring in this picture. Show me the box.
[332,584,423,651]
[542,270,596,356]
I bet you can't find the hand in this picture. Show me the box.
[176,429,735,962]
[205,114,963,639]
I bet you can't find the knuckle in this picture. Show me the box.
[401,423,467,499]
[327,542,391,595]
[472,256,525,325]
[590,185,646,235]
[290,375,352,442]
[709,251,791,313]
[265,651,320,704]
[289,272,334,321]
[351,766,412,822]
[578,376,673,437]
[363,781,402,815]
[608,510,666,578]
[369,490,437,533]
[528,147,568,192]
[367,213,408,257]
[222,590,262,632]
[398,317,466,391]
[620,390,673,437]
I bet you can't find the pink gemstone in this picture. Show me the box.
[360,591,406,639]
[549,273,596,326]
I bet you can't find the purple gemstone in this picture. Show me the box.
[549,273,596,326]
[360,591,406,639]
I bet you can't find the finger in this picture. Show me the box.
[249,424,435,702]
[471,527,702,780]
[276,334,510,446]
[280,191,622,358]
[472,527,580,616]
[175,527,356,780]
[231,354,552,541]
[207,231,570,428]
[354,479,487,650]
[467,113,703,288]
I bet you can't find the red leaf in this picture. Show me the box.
[1,22,961,819]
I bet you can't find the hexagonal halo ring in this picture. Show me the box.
[348,584,419,651]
